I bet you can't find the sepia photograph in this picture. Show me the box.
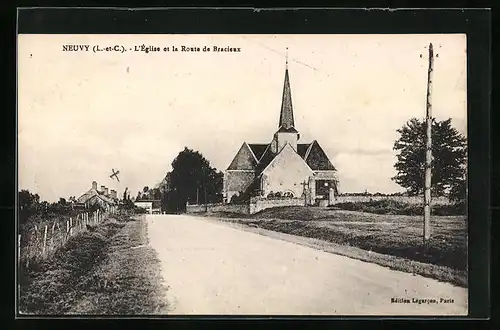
[17,33,468,316]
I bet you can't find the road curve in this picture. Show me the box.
[146,214,467,316]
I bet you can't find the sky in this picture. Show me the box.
[18,34,467,203]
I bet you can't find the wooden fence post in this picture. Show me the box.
[56,222,61,246]
[51,222,56,250]
[42,225,48,256]
[66,220,69,241]
[33,225,38,259]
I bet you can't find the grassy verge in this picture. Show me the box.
[200,206,467,288]
[19,214,168,315]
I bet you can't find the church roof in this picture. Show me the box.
[229,141,336,172]
[303,140,337,171]
[277,126,299,133]
[297,143,310,158]
[227,143,257,170]
[247,144,268,161]
[255,147,277,174]
[278,68,295,130]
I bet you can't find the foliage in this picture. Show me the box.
[332,199,466,216]
[165,147,223,212]
[18,190,88,228]
[119,197,136,211]
[19,216,167,315]
[448,178,467,203]
[230,192,247,204]
[392,118,467,198]
[123,187,130,201]
[19,190,40,226]
[136,187,162,202]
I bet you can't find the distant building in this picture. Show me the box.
[134,200,161,214]
[223,60,339,205]
[77,181,118,212]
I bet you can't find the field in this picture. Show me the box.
[205,206,467,287]
[19,213,167,315]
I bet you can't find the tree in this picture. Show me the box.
[151,188,162,200]
[19,190,36,212]
[18,190,41,226]
[167,147,224,212]
[449,177,467,203]
[393,118,467,197]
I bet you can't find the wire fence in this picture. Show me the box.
[18,209,107,269]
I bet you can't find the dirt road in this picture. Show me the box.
[147,214,467,315]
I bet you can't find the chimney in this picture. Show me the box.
[92,181,97,190]
[105,187,109,196]
[101,185,106,193]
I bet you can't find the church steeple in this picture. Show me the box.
[279,48,295,130]
[271,50,300,154]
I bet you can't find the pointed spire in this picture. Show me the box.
[285,47,288,69]
[279,49,295,130]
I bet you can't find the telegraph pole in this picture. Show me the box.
[423,43,434,244]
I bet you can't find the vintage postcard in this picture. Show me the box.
[18,33,468,316]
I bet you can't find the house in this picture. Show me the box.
[77,181,118,212]
[223,59,339,205]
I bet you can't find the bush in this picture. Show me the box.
[332,199,466,216]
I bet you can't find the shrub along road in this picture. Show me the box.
[147,214,467,316]
[19,214,167,315]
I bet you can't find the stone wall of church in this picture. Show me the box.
[249,197,305,214]
[261,145,313,198]
[224,170,255,202]
[277,132,298,153]
[186,202,250,214]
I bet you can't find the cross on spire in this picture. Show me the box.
[285,47,288,68]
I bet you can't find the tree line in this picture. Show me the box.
[18,190,103,228]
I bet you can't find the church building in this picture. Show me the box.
[223,59,339,205]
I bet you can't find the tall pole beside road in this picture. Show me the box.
[423,43,434,244]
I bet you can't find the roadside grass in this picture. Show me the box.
[19,214,167,315]
[203,206,467,287]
